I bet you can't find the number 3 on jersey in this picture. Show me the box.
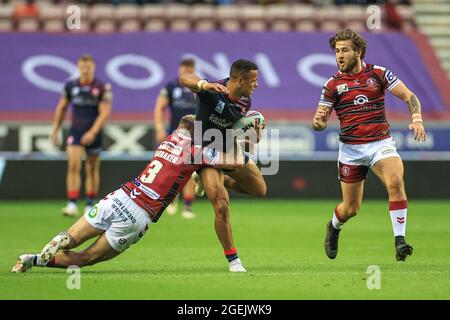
[140,160,163,184]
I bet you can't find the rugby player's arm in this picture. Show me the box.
[154,94,170,143]
[390,82,426,141]
[312,104,331,131]
[88,100,111,137]
[179,74,229,94]
[50,96,70,146]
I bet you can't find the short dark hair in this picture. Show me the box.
[329,29,367,59]
[180,58,195,68]
[230,59,258,79]
[78,54,95,63]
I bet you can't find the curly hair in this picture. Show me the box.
[329,29,367,59]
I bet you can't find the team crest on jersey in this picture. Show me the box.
[215,100,225,114]
[366,78,378,88]
[91,87,100,96]
[71,87,80,96]
[336,84,349,95]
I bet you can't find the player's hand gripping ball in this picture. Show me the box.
[232,111,265,143]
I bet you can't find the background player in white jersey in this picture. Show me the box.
[153,58,199,219]
[12,115,246,273]
[312,29,426,261]
[50,54,112,217]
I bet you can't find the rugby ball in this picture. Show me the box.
[232,111,265,137]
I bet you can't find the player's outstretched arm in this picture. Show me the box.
[312,105,330,131]
[390,82,426,142]
[50,96,69,146]
[180,74,229,94]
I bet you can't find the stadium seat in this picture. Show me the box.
[346,20,366,33]
[168,19,191,32]
[94,20,116,33]
[0,19,13,32]
[115,4,139,21]
[320,20,342,32]
[194,20,216,32]
[17,18,39,32]
[341,5,366,23]
[217,5,241,32]
[118,19,141,33]
[42,19,65,33]
[294,20,316,32]
[218,19,242,33]
[143,19,166,32]
[271,20,292,32]
[140,4,165,21]
[166,4,189,20]
[0,3,13,20]
[89,4,115,21]
[266,4,291,32]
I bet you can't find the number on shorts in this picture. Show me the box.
[140,160,163,184]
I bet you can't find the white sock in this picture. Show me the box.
[332,212,344,230]
[35,254,47,267]
[389,201,408,237]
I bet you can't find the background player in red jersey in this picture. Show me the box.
[12,115,246,273]
[153,58,199,219]
[50,54,112,217]
[312,29,426,261]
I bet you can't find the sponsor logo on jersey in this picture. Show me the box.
[88,205,98,218]
[209,114,232,129]
[354,95,369,105]
[215,100,225,114]
[337,84,349,95]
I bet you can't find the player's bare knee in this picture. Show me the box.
[68,161,81,174]
[387,176,404,194]
[213,198,229,218]
[343,204,360,217]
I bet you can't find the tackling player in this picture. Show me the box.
[312,29,426,261]
[154,58,199,219]
[12,115,246,273]
[50,54,112,217]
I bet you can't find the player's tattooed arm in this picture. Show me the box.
[406,94,422,115]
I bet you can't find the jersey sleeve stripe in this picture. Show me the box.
[387,79,401,91]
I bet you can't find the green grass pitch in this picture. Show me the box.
[1,199,449,299]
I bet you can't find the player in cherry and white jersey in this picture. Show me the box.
[12,115,247,273]
[312,29,426,261]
